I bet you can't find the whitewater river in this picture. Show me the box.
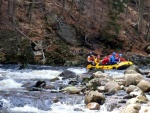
[0,64,149,113]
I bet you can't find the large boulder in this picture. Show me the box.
[127,95,148,104]
[86,78,101,90]
[137,80,150,92]
[120,104,141,113]
[125,65,143,75]
[105,81,121,94]
[93,71,108,78]
[84,90,105,105]
[59,70,77,79]
[61,86,81,94]
[126,85,140,94]
[124,73,143,86]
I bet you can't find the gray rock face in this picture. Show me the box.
[0,29,34,63]
[56,22,80,46]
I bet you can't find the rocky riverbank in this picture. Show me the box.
[17,64,150,112]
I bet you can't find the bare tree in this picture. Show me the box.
[61,0,66,16]
[137,0,145,32]
[27,0,35,24]
[12,0,17,23]
[0,0,2,17]
[8,0,13,21]
[125,0,130,19]
[68,0,75,16]
[7,0,17,23]
[145,9,150,41]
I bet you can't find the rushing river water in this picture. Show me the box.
[0,64,149,113]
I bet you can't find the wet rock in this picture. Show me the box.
[126,85,140,94]
[50,77,60,82]
[84,90,105,105]
[140,106,150,113]
[124,73,143,86]
[137,80,150,92]
[113,75,125,85]
[61,86,81,94]
[86,102,100,110]
[124,70,140,74]
[74,108,83,112]
[120,104,141,113]
[127,95,148,104]
[59,70,77,80]
[146,45,150,54]
[125,65,143,75]
[35,80,46,88]
[106,102,118,111]
[129,89,144,97]
[93,71,108,78]
[44,85,55,89]
[97,86,105,92]
[105,81,121,94]
[146,73,150,78]
[68,80,78,86]
[123,95,134,99]
[86,78,101,90]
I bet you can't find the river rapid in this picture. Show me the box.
[0,64,149,113]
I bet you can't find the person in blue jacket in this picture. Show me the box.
[109,52,118,64]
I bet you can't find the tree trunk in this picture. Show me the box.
[137,0,144,32]
[125,0,130,19]
[0,0,2,17]
[12,0,17,24]
[145,10,150,41]
[68,0,74,16]
[61,0,66,16]
[8,0,13,21]
[27,0,35,24]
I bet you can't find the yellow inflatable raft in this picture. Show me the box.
[87,61,133,70]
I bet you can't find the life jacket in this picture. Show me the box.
[87,55,95,62]
[94,57,101,64]
[120,57,126,62]
[101,57,109,65]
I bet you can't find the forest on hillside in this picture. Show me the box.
[0,0,150,65]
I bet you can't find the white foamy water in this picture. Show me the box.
[67,67,88,75]
[10,102,120,113]
[0,79,23,90]
[10,105,47,113]
[0,69,62,79]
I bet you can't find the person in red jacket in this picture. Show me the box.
[118,54,126,62]
[101,56,110,65]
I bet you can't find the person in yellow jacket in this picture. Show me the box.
[94,54,101,66]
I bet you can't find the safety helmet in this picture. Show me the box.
[89,52,93,55]
[119,54,122,57]
[112,52,116,55]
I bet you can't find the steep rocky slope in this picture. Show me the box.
[0,0,150,66]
